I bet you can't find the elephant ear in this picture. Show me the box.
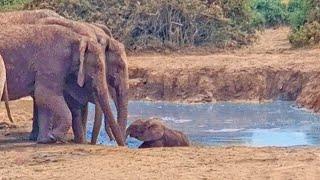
[142,120,165,142]
[77,38,87,87]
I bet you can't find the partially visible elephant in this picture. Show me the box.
[0,54,14,124]
[126,118,190,148]
[0,24,124,145]
[0,10,129,144]
[0,9,62,25]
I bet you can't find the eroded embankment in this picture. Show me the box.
[127,48,320,111]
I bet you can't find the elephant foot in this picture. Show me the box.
[29,133,38,141]
[29,131,39,141]
[72,139,87,144]
[37,134,68,144]
[37,135,57,144]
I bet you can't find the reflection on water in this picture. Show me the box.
[86,101,320,147]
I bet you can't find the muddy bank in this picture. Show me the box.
[128,52,320,106]
[127,28,320,111]
[129,63,311,103]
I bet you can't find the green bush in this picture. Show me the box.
[288,0,320,47]
[22,0,259,51]
[287,0,311,30]
[0,0,30,10]
[251,0,288,27]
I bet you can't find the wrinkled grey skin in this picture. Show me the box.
[0,10,129,144]
[0,24,124,145]
[0,54,14,123]
[126,119,190,148]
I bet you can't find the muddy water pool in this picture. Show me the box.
[86,101,320,147]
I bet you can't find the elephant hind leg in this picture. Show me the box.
[35,85,72,143]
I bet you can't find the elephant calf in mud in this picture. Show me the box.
[126,118,190,148]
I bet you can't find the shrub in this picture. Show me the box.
[287,0,311,30]
[251,0,288,27]
[288,0,320,47]
[22,0,258,51]
[0,0,31,10]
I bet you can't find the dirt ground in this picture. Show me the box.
[2,27,320,179]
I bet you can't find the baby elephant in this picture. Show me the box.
[126,118,190,148]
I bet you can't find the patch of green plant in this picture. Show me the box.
[0,0,31,11]
[288,0,320,47]
[251,0,288,27]
[287,0,311,30]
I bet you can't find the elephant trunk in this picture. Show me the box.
[95,80,124,146]
[125,126,132,140]
[94,57,124,146]
[118,61,129,139]
[115,81,128,138]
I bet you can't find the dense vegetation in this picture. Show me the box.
[1,0,320,49]
[0,0,30,10]
[287,0,320,47]
[0,0,260,51]
[250,0,288,27]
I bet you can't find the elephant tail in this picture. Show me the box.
[4,81,14,123]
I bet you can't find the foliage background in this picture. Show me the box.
[1,0,319,49]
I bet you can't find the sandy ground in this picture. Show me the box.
[2,27,320,179]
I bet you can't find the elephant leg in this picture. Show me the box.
[64,93,86,144]
[29,99,39,141]
[91,103,102,145]
[81,103,88,140]
[71,107,85,143]
[103,112,115,141]
[36,105,54,143]
[35,85,72,143]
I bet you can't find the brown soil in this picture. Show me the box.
[2,27,320,179]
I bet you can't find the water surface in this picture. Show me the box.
[86,101,320,147]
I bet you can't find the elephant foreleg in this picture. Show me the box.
[29,99,39,141]
[91,103,102,145]
[65,93,86,144]
[81,103,88,140]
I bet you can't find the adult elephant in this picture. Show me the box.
[0,24,124,145]
[35,17,129,142]
[0,10,129,143]
[31,17,128,143]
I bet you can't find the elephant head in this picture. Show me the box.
[77,38,124,146]
[105,39,129,135]
[126,119,165,142]
[90,24,129,137]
